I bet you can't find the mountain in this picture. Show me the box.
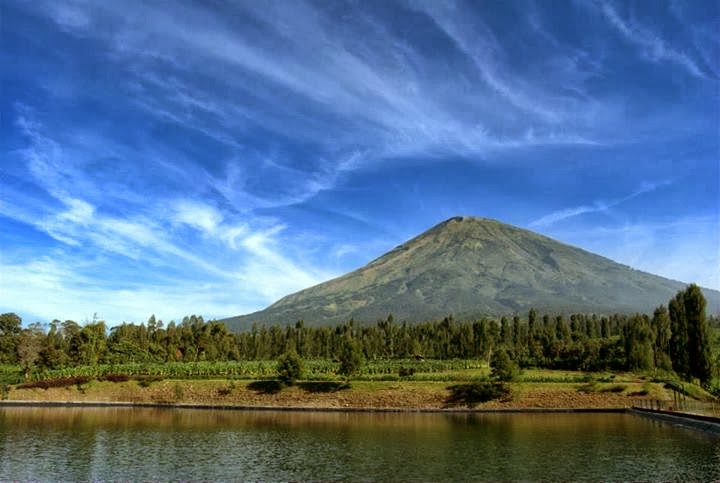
[222,216,720,331]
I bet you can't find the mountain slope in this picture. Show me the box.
[223,217,720,330]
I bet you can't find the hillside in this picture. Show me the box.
[223,217,720,330]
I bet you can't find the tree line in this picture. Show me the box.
[0,284,716,385]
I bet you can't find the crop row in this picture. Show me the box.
[21,359,486,382]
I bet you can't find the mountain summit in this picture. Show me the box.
[223,217,719,330]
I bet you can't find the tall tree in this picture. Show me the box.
[17,323,45,379]
[683,284,713,384]
[651,305,672,371]
[668,292,690,378]
[623,314,655,371]
[0,313,22,364]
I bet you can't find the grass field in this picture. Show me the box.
[2,361,716,410]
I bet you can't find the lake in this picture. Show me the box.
[1,407,719,481]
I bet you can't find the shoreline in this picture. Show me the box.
[0,399,627,413]
[0,378,643,411]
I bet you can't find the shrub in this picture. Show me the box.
[446,382,511,407]
[276,350,303,385]
[338,339,365,380]
[137,375,164,387]
[398,367,415,378]
[491,349,518,382]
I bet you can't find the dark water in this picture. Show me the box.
[1,407,719,481]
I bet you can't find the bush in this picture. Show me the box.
[491,349,518,382]
[398,367,415,378]
[338,339,364,380]
[446,382,511,407]
[276,350,303,385]
[137,375,164,387]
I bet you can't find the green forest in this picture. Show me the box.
[1,284,717,390]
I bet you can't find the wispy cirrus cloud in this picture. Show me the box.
[597,1,708,79]
[31,0,608,161]
[1,112,336,322]
[1,0,717,326]
[530,180,673,228]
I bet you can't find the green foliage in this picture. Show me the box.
[684,284,713,385]
[446,382,511,407]
[276,350,303,385]
[491,348,518,382]
[651,305,672,371]
[136,375,164,387]
[338,338,364,380]
[623,315,655,371]
[17,323,45,379]
[0,313,21,364]
[398,367,415,378]
[669,285,714,385]
[0,286,714,386]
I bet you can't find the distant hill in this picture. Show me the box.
[222,216,720,331]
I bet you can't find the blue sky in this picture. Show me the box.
[1,0,718,325]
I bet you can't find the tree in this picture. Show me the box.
[0,313,22,364]
[17,323,45,380]
[78,321,107,365]
[500,317,512,345]
[41,320,70,368]
[668,292,690,378]
[491,348,518,382]
[683,284,713,385]
[651,305,672,371]
[623,315,654,372]
[668,285,714,385]
[338,338,364,380]
[276,350,303,385]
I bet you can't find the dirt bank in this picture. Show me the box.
[3,379,657,410]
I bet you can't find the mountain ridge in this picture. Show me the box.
[222,216,720,331]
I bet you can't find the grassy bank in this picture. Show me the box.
[3,359,716,410]
[3,371,698,410]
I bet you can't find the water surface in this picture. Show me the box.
[1,407,718,481]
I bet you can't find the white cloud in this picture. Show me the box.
[599,1,706,78]
[171,200,223,233]
[4,0,715,325]
[0,257,252,324]
[530,180,673,227]
[0,111,338,323]
[25,0,610,176]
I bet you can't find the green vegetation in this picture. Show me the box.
[276,350,303,385]
[490,348,518,382]
[0,285,717,398]
[338,338,365,381]
[446,381,511,407]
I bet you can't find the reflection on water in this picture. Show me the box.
[1,407,719,481]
